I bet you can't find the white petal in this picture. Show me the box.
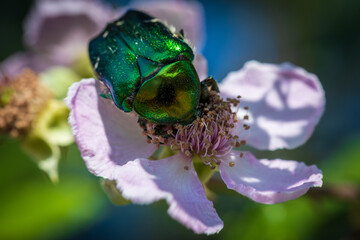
[219,151,323,204]
[66,79,156,179]
[220,61,325,150]
[115,154,223,234]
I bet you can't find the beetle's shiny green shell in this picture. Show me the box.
[134,61,199,124]
[89,10,200,124]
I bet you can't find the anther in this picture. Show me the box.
[243,124,250,130]
[229,161,235,167]
[0,69,52,138]
[184,166,189,170]
[139,88,243,167]
[240,152,244,158]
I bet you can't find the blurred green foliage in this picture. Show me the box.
[0,139,107,239]
[325,136,360,184]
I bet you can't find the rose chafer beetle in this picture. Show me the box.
[89,10,218,124]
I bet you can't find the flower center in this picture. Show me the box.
[0,69,52,138]
[139,90,250,167]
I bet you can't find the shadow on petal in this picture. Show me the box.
[115,154,223,235]
[220,61,325,150]
[219,151,322,204]
[67,79,156,179]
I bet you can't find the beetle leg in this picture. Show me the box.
[122,94,135,112]
[176,29,185,39]
[203,77,220,92]
[200,77,220,103]
[154,125,174,139]
[100,89,112,100]
[137,117,147,129]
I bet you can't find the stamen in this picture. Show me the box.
[139,89,249,168]
[243,124,250,130]
[0,69,52,138]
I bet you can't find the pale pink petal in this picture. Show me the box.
[115,154,223,235]
[24,0,116,64]
[220,61,325,150]
[219,151,322,204]
[193,54,208,81]
[131,0,205,50]
[67,79,222,234]
[0,52,54,78]
[66,78,156,179]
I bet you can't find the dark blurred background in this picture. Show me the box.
[1,0,359,239]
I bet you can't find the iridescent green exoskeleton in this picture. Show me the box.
[89,10,201,124]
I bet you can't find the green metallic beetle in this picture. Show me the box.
[89,10,217,125]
